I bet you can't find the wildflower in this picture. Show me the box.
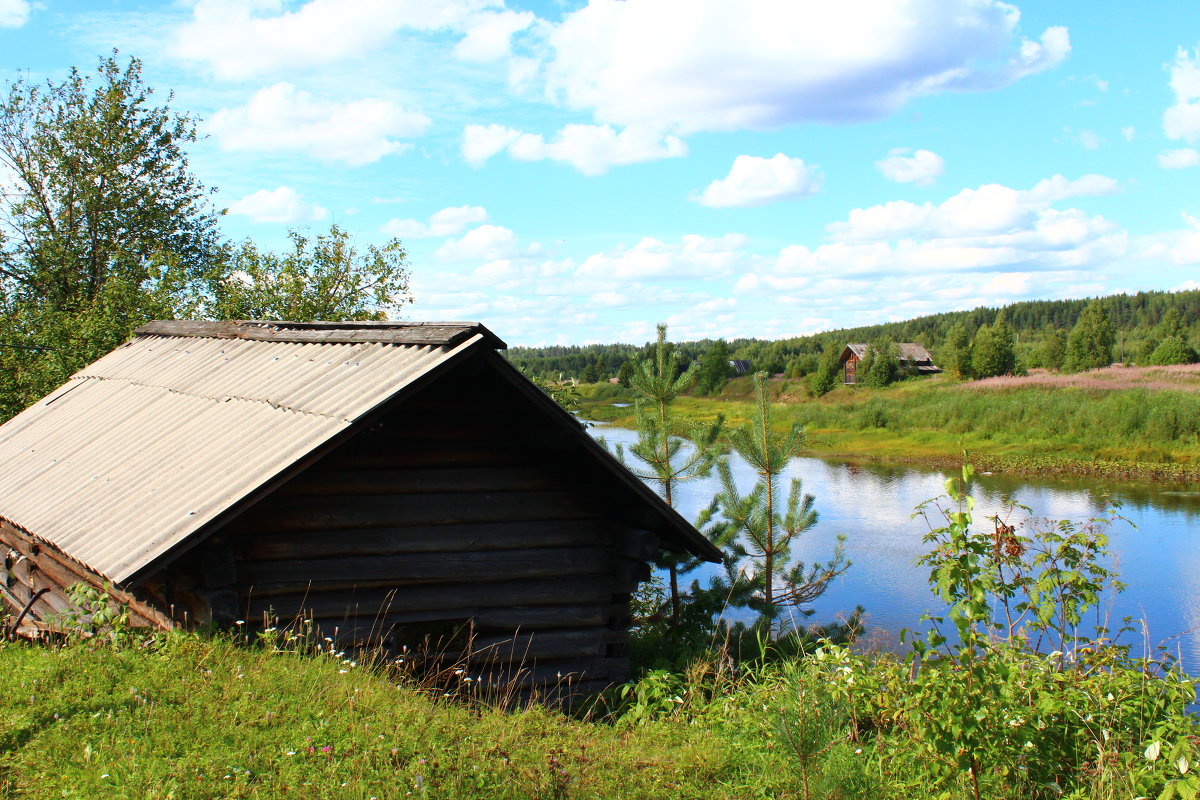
[321,746,333,754]
[100,774,109,779]
[285,751,296,756]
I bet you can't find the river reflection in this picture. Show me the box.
[589,423,1200,674]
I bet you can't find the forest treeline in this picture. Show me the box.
[506,289,1200,381]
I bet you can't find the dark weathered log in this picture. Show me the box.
[241,520,612,560]
[298,603,609,632]
[201,543,237,588]
[9,552,35,591]
[198,589,240,625]
[0,581,30,611]
[614,559,651,586]
[241,546,612,585]
[615,528,659,561]
[468,629,606,662]
[243,575,614,612]
[248,491,602,532]
[321,445,520,470]
[277,467,560,496]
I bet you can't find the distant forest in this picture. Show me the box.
[505,289,1200,381]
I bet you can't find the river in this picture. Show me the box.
[589,423,1200,674]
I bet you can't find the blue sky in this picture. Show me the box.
[3,0,1200,346]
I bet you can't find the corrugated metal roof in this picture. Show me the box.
[0,325,490,584]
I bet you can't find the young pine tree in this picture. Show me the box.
[617,325,724,624]
[707,373,849,632]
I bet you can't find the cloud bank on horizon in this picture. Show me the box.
[3,0,1200,345]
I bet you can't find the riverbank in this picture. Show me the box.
[579,372,1200,484]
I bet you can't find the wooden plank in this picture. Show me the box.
[248,491,602,532]
[9,552,35,591]
[0,521,175,631]
[241,546,612,585]
[278,467,559,496]
[243,575,613,611]
[241,520,612,560]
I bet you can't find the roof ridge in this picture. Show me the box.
[134,320,508,349]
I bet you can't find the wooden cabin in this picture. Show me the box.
[839,342,940,384]
[0,320,720,698]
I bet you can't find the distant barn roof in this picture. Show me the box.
[842,342,935,362]
[0,320,716,586]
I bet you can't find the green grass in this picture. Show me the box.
[0,635,817,800]
[579,377,1200,482]
[3,632,1195,800]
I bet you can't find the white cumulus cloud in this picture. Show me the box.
[576,234,748,279]
[227,186,329,224]
[462,123,685,175]
[1164,47,1200,143]
[436,224,540,262]
[696,154,822,207]
[740,175,1128,292]
[1024,174,1121,204]
[828,176,1119,244]
[876,149,945,185]
[208,83,430,166]
[381,206,489,238]
[0,0,30,27]
[544,0,1069,134]
[172,0,531,79]
[1159,148,1200,169]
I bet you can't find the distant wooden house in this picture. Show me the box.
[0,320,719,697]
[839,342,940,384]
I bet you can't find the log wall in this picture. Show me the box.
[1,354,666,698]
[145,356,658,695]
